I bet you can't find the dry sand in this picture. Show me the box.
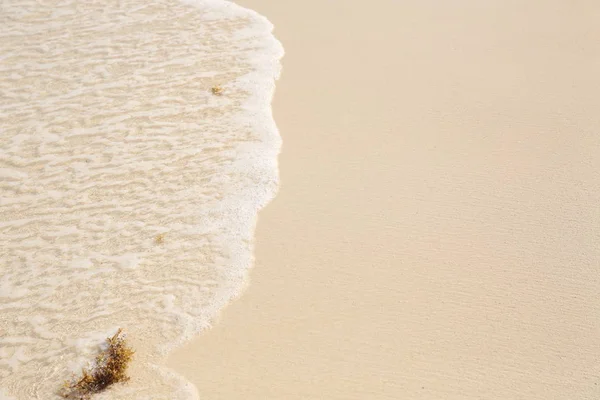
[169,1,600,398]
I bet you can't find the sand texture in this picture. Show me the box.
[168,1,600,398]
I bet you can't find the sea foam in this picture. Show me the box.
[0,0,282,398]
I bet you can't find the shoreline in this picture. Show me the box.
[169,0,600,398]
[0,0,283,398]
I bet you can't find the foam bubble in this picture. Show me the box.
[0,0,283,398]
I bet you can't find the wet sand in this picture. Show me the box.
[169,1,600,398]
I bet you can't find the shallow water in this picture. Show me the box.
[0,0,282,398]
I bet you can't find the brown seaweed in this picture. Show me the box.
[60,329,134,399]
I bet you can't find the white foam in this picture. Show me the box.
[0,0,283,398]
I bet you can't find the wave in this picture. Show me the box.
[0,0,283,398]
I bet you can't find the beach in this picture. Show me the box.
[2,0,600,399]
[169,1,600,399]
[0,0,281,398]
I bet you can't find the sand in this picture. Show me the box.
[169,1,600,398]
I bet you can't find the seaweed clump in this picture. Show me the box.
[155,233,165,245]
[60,329,134,399]
[211,85,223,96]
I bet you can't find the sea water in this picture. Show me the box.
[0,0,283,398]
